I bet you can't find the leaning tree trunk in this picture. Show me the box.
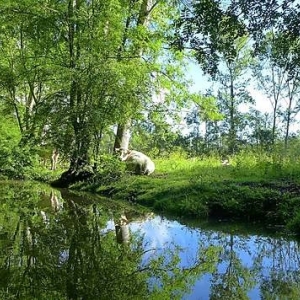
[52,88,94,187]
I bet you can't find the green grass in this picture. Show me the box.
[71,150,300,234]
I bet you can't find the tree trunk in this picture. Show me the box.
[228,67,236,154]
[284,77,297,150]
[270,65,283,145]
[113,119,132,151]
[285,99,292,150]
[66,0,91,172]
[113,0,153,151]
[52,0,94,187]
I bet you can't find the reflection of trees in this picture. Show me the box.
[260,274,300,300]
[3,184,300,300]
[115,213,131,244]
[210,233,256,300]
[255,237,300,299]
[0,183,219,300]
[207,228,300,300]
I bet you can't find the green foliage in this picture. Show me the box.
[0,0,191,171]
[131,107,181,157]
[0,112,41,179]
[287,210,300,234]
[0,113,61,180]
[0,144,59,181]
[0,112,20,178]
[94,154,126,185]
[193,93,223,121]
[174,0,246,75]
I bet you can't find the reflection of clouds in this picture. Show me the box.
[130,216,173,250]
[102,216,178,249]
[103,217,300,273]
[101,215,300,300]
[103,220,115,232]
[129,216,205,268]
[103,216,205,265]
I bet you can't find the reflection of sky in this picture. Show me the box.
[103,216,300,300]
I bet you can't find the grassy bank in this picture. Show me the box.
[71,151,300,235]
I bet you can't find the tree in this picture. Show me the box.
[270,32,300,149]
[173,1,257,154]
[0,1,61,144]
[132,103,180,156]
[252,31,300,148]
[230,0,300,148]
[173,0,246,77]
[184,92,222,155]
[214,36,254,154]
[113,0,190,153]
[247,108,273,150]
[0,0,191,185]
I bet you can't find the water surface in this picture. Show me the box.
[0,181,299,299]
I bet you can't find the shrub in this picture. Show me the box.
[287,211,300,234]
[0,145,40,179]
[94,154,126,184]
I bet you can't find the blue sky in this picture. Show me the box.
[186,59,273,113]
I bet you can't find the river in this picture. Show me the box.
[0,181,299,299]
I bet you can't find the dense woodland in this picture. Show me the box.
[0,0,300,182]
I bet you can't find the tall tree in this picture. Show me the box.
[252,31,300,147]
[0,1,61,144]
[113,0,187,152]
[173,0,246,77]
[113,0,152,152]
[215,36,254,154]
[173,1,253,154]
[270,32,300,149]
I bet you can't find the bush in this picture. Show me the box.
[287,211,300,234]
[0,145,40,179]
[94,154,126,184]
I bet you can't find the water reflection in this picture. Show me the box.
[0,182,217,300]
[104,213,300,299]
[1,182,300,299]
[125,220,300,299]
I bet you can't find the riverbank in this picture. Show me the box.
[70,153,300,235]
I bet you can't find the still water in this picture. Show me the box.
[0,181,300,299]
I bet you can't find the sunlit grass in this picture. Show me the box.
[73,149,300,234]
[94,149,300,200]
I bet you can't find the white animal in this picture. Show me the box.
[116,148,155,175]
[221,159,230,166]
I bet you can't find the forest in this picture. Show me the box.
[1,0,300,232]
